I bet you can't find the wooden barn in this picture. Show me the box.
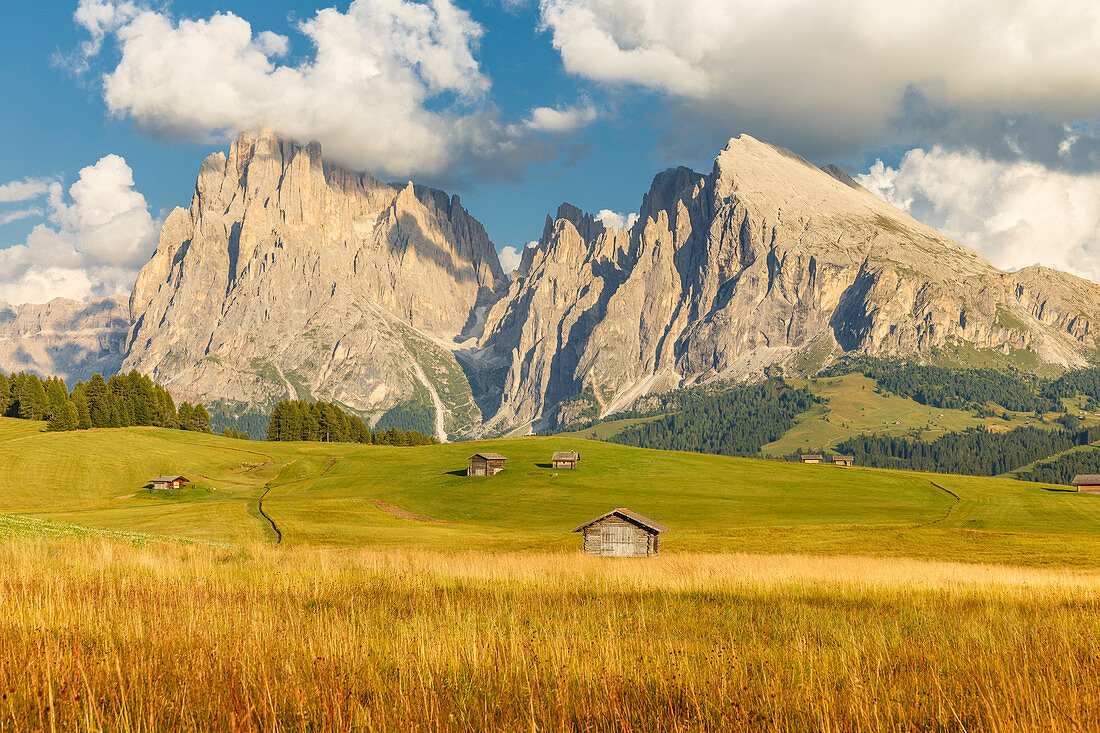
[551,450,580,469]
[801,454,824,464]
[467,453,506,476]
[833,455,855,467]
[1071,475,1100,494]
[151,475,189,491]
[572,508,669,557]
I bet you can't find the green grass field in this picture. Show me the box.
[1,417,1099,566]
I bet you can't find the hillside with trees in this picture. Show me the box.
[266,399,438,445]
[0,370,209,433]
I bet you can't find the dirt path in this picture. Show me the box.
[257,485,282,544]
[367,499,450,524]
[914,481,962,528]
[254,458,344,544]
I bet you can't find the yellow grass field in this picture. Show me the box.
[1,539,1098,731]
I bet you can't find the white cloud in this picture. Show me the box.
[523,102,597,133]
[75,0,560,180]
[594,208,637,230]
[0,177,53,203]
[498,245,523,273]
[538,0,1100,155]
[859,148,1100,283]
[0,208,44,226]
[0,155,156,304]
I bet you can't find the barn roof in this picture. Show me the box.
[151,475,187,482]
[801,454,824,460]
[571,508,670,534]
[552,451,579,461]
[1072,475,1100,485]
[833,455,854,460]
[469,452,506,461]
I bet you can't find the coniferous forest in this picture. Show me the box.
[265,399,438,445]
[0,370,210,433]
[610,381,816,456]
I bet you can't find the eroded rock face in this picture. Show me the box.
[0,295,130,382]
[124,130,504,439]
[474,135,1100,431]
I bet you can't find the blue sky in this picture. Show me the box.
[2,0,1100,303]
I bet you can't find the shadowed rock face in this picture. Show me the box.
[472,135,1100,431]
[0,295,130,383]
[123,129,504,439]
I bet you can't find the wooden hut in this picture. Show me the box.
[551,450,580,469]
[1071,475,1100,494]
[833,455,855,467]
[151,475,189,491]
[467,453,506,476]
[801,454,824,464]
[572,508,669,557]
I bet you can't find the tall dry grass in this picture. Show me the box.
[1,540,1098,731]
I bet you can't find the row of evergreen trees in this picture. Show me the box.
[0,370,210,433]
[830,425,1100,477]
[266,399,438,445]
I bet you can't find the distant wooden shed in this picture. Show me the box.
[572,508,669,557]
[552,450,580,469]
[833,455,855,467]
[801,454,824,464]
[467,453,506,477]
[1071,475,1100,494]
[151,475,189,491]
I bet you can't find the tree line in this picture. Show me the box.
[0,370,210,433]
[1015,447,1100,485]
[266,399,438,445]
[829,359,1061,413]
[830,425,1100,477]
[609,380,816,456]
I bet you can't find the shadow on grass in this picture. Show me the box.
[444,469,469,477]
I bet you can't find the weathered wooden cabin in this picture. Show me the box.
[151,475,189,491]
[551,451,580,469]
[833,455,855,467]
[801,454,824,464]
[1071,475,1100,494]
[572,508,669,557]
[467,453,506,476]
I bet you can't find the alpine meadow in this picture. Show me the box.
[5,0,1100,730]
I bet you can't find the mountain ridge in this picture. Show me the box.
[2,131,1098,439]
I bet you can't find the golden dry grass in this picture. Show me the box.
[2,540,1099,731]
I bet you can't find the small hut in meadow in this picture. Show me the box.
[467,453,506,477]
[150,475,189,491]
[833,455,855,467]
[572,508,669,557]
[1071,475,1100,494]
[551,451,580,469]
[800,454,824,464]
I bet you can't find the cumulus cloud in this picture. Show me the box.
[74,0,584,181]
[594,209,637,230]
[859,148,1100,283]
[538,0,1100,159]
[522,102,597,133]
[0,177,53,203]
[0,155,156,304]
[497,245,523,273]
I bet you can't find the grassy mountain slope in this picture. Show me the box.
[0,418,1099,565]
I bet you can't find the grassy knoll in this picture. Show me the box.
[1,540,1098,731]
[1,418,1100,565]
[554,414,665,440]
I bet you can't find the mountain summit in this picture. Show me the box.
[37,131,1094,439]
[471,134,1100,431]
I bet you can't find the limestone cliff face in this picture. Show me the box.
[124,130,504,439]
[0,295,129,382]
[474,135,1100,431]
